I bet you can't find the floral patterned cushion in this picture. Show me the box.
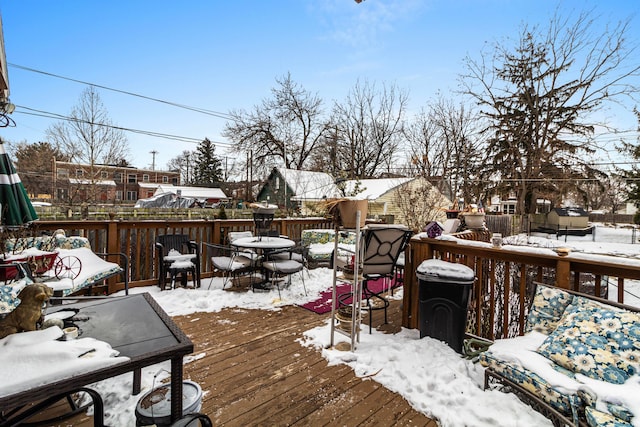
[525,284,574,335]
[479,350,583,424]
[585,406,633,427]
[302,229,357,260]
[4,235,91,253]
[0,277,34,314]
[537,296,640,384]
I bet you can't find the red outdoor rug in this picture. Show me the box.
[299,277,401,314]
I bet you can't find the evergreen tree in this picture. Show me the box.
[192,138,223,186]
[462,12,640,214]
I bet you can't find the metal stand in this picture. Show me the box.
[330,211,362,350]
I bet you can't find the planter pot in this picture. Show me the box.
[463,213,485,229]
[250,203,278,215]
[338,200,368,229]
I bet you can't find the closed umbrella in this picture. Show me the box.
[0,142,37,229]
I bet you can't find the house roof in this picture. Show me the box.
[154,185,228,200]
[280,169,341,201]
[343,178,413,200]
[552,207,589,217]
[284,169,422,202]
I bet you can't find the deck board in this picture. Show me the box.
[25,296,438,426]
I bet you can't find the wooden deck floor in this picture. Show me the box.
[27,297,439,426]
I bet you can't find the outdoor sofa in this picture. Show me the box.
[300,229,356,267]
[480,283,640,426]
[0,232,127,314]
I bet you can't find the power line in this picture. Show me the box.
[16,106,233,147]
[8,63,236,121]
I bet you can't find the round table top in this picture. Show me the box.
[231,236,295,250]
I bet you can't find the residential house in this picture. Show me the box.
[341,177,451,226]
[256,168,338,213]
[262,167,452,226]
[52,159,180,204]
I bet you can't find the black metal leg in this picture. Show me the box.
[0,387,105,427]
[170,357,184,423]
[133,368,142,395]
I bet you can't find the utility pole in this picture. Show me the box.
[150,150,158,171]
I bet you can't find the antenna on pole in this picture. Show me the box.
[150,150,158,170]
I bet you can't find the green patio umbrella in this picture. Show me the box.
[0,141,37,229]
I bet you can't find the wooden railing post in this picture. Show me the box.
[555,258,571,289]
[107,220,120,294]
[213,220,222,245]
[403,237,434,329]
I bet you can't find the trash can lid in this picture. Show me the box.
[416,259,475,283]
[135,380,202,423]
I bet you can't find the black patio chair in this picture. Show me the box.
[338,225,413,333]
[155,234,201,289]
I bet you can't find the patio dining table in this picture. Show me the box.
[231,236,296,252]
[0,293,193,426]
[231,236,296,288]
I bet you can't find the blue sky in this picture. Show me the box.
[0,0,638,172]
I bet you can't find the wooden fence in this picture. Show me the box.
[403,237,640,340]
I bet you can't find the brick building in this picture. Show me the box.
[52,159,180,204]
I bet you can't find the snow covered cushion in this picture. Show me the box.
[0,277,34,314]
[525,284,574,335]
[537,296,640,384]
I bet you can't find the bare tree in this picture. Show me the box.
[167,150,194,185]
[403,97,485,207]
[223,73,329,177]
[576,173,627,216]
[393,178,451,232]
[327,80,408,179]
[461,10,640,214]
[12,141,68,199]
[46,87,129,203]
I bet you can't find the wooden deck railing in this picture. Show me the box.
[19,220,640,342]
[403,237,640,341]
[26,218,333,293]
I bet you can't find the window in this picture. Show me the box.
[171,177,178,185]
[57,168,69,179]
[114,173,123,183]
[502,204,516,215]
[115,191,123,201]
[162,176,169,183]
[128,174,137,183]
[126,191,137,201]
[56,188,68,200]
[142,174,150,183]
[101,171,109,179]
[75,169,84,178]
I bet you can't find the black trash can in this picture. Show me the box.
[417,259,475,353]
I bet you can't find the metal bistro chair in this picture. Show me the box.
[339,225,413,333]
[204,242,257,290]
[268,239,311,278]
[155,234,201,290]
[261,248,307,299]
